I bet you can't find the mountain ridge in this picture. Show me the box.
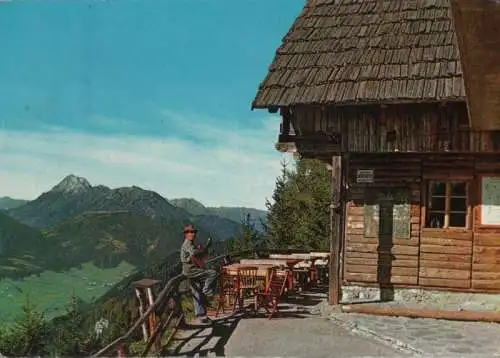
[0,196,29,210]
[7,175,187,229]
[168,197,267,232]
[6,175,265,238]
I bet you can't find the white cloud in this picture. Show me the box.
[0,115,291,210]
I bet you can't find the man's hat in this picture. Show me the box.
[183,224,198,233]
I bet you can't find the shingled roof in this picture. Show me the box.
[252,0,466,109]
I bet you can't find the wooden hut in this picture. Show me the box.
[252,0,500,299]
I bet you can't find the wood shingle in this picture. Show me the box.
[252,0,466,108]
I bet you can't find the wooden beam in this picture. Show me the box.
[342,304,500,322]
[134,288,148,342]
[145,287,160,353]
[278,133,342,157]
[340,152,349,291]
[329,155,343,305]
[329,110,349,305]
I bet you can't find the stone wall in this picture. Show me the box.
[341,285,500,312]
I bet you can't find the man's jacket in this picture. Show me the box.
[180,239,211,274]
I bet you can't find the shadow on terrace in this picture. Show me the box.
[167,287,327,357]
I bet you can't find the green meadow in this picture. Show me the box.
[0,261,135,325]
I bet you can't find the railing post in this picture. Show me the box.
[116,343,126,358]
[131,279,161,349]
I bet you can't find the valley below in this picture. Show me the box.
[0,174,266,327]
[0,261,134,324]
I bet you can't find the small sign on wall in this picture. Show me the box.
[356,169,374,183]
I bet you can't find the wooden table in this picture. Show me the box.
[223,263,277,284]
[221,263,278,312]
[293,261,312,268]
[310,252,330,259]
[239,259,290,266]
[269,253,312,260]
[267,254,330,288]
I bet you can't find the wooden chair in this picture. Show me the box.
[316,258,329,285]
[255,268,290,319]
[293,268,309,292]
[236,266,259,312]
[215,268,239,317]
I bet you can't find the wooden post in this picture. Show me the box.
[116,343,126,358]
[329,155,343,305]
[340,152,349,288]
[146,287,160,352]
[134,288,148,342]
[131,278,161,345]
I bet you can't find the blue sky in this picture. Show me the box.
[0,0,302,209]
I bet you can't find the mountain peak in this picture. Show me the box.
[51,175,91,194]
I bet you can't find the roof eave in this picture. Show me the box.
[252,97,467,110]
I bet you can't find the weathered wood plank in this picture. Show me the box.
[420,244,472,255]
[472,272,500,280]
[420,252,471,263]
[473,246,500,255]
[344,251,378,259]
[347,235,419,246]
[344,272,418,285]
[420,231,472,241]
[345,265,418,277]
[344,272,377,283]
[346,243,419,255]
[289,103,500,155]
[419,278,471,288]
[472,255,500,264]
[390,275,418,285]
[420,237,472,247]
[346,257,418,267]
[419,268,471,280]
[472,263,500,272]
[419,260,471,270]
[474,234,500,246]
[471,280,500,290]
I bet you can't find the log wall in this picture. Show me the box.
[472,156,500,290]
[285,102,500,292]
[286,102,500,154]
[418,155,473,289]
[344,154,421,286]
[344,153,500,292]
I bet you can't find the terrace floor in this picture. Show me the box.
[166,290,403,357]
[165,288,500,357]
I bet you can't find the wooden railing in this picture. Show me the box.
[90,246,317,357]
[90,249,254,357]
[91,271,183,357]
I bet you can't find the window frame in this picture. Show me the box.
[422,180,471,230]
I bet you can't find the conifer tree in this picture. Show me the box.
[3,294,49,356]
[54,291,86,355]
[265,159,296,249]
[225,213,262,253]
[289,158,330,250]
[265,158,331,251]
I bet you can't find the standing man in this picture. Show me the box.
[180,224,218,324]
